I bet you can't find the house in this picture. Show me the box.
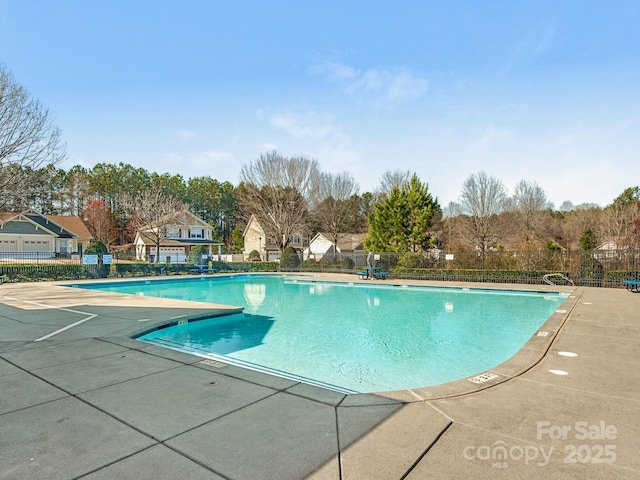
[0,211,93,256]
[304,232,366,262]
[593,240,627,261]
[134,211,224,263]
[595,240,622,251]
[242,215,309,262]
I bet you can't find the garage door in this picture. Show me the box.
[158,247,186,263]
[22,240,51,252]
[0,240,18,253]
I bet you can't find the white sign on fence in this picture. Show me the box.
[82,255,98,265]
[102,254,113,264]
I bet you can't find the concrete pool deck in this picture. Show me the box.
[1,275,639,479]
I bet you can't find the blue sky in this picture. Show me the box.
[1,1,638,208]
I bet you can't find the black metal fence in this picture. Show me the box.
[0,252,279,282]
[291,249,640,288]
[1,250,639,288]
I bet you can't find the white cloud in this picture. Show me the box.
[310,58,429,105]
[385,70,430,103]
[309,60,357,80]
[345,68,429,105]
[177,130,196,143]
[269,111,335,139]
[202,150,234,164]
[255,106,361,177]
[346,69,384,93]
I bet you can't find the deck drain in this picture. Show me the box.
[204,381,218,386]
[468,372,499,384]
[537,331,550,337]
[200,359,227,368]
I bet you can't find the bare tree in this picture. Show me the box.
[313,171,360,260]
[559,200,575,212]
[240,151,320,201]
[512,179,551,247]
[238,151,321,252]
[601,187,640,247]
[120,186,188,262]
[375,169,412,199]
[0,65,65,210]
[459,171,506,253]
[563,204,602,250]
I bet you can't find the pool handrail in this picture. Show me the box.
[543,273,574,286]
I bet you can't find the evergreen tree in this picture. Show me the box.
[579,228,598,250]
[230,225,245,253]
[365,174,441,253]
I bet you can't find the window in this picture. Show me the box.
[189,228,204,239]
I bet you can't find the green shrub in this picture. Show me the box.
[606,270,640,281]
[578,258,604,286]
[211,260,278,272]
[85,241,108,254]
[280,246,300,269]
[81,242,109,277]
[396,253,423,269]
[247,250,261,261]
[546,240,562,251]
[387,267,571,285]
[341,257,355,270]
[605,270,640,288]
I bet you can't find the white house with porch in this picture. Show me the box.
[134,211,223,263]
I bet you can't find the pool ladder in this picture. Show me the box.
[543,273,575,286]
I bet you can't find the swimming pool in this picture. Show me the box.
[74,275,568,393]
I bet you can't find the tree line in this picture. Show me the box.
[1,161,239,247]
[4,156,640,256]
[2,63,640,257]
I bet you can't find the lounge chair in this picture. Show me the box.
[188,265,217,275]
[624,273,640,292]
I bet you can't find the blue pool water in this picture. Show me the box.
[73,275,568,393]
